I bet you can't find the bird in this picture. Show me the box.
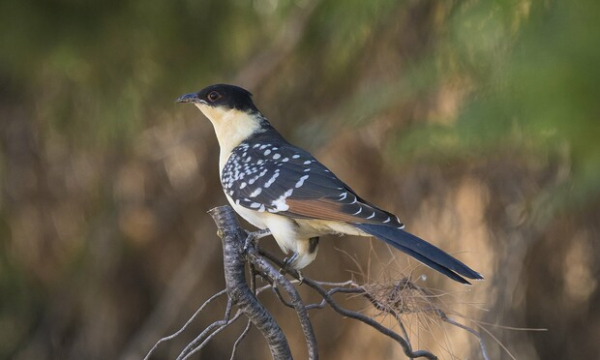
[176,84,483,284]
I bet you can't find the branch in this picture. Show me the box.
[208,206,293,360]
[248,247,319,359]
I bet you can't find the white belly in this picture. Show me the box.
[225,193,268,229]
[224,193,298,255]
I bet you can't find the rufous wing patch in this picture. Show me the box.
[285,198,384,224]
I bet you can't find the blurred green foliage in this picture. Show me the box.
[396,1,600,211]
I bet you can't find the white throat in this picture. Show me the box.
[195,104,262,172]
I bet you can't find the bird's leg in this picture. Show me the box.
[281,253,304,284]
[244,228,272,251]
[282,252,298,268]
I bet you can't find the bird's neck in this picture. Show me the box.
[197,106,272,172]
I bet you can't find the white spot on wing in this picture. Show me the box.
[273,153,281,160]
[295,175,310,188]
[383,217,390,223]
[338,192,348,201]
[272,189,293,211]
[249,188,262,197]
[367,211,376,219]
[264,149,271,156]
[264,172,280,188]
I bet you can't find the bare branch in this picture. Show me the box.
[177,298,235,360]
[249,248,319,360]
[209,206,293,360]
[230,319,253,360]
[435,311,490,360]
[143,289,227,360]
[180,310,243,360]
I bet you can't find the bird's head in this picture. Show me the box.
[176,84,259,122]
[177,84,269,158]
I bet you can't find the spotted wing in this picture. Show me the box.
[222,138,404,228]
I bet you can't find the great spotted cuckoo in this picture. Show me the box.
[177,84,482,284]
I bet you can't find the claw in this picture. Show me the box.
[297,270,304,284]
[244,228,272,251]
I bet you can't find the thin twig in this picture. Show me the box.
[305,300,327,310]
[177,299,234,360]
[230,319,253,360]
[438,313,489,360]
[181,310,244,360]
[143,289,227,360]
[256,271,296,309]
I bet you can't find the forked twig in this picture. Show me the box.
[143,289,227,360]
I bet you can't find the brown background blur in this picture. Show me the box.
[1,0,599,359]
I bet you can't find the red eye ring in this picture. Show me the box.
[208,91,221,102]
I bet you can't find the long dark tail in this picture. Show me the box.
[354,223,483,285]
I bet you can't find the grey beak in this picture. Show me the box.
[176,93,200,104]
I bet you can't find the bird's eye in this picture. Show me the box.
[208,91,221,102]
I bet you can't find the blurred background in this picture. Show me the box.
[1,0,599,359]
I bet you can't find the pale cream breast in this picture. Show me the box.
[194,103,263,172]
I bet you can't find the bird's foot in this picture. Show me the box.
[281,253,304,284]
[244,228,272,252]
